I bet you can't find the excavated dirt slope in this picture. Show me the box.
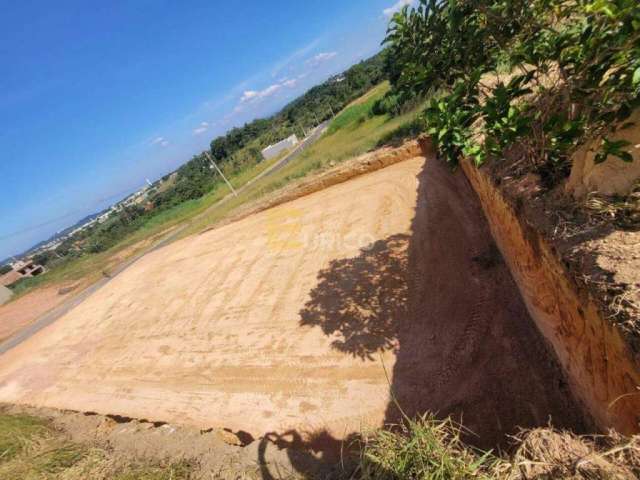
[0,153,585,448]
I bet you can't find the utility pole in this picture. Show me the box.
[297,122,307,138]
[205,151,238,197]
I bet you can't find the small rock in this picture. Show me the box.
[217,429,243,446]
[159,424,176,434]
[96,417,117,436]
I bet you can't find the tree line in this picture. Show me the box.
[31,51,389,268]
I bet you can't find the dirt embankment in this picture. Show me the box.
[459,151,640,435]
[0,403,336,479]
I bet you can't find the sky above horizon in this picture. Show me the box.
[0,0,416,260]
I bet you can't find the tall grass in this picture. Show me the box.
[113,461,193,480]
[356,415,502,480]
[0,414,49,462]
[0,413,194,479]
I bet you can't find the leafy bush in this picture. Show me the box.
[372,93,401,116]
[424,74,483,164]
[384,0,640,185]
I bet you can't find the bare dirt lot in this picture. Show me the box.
[0,155,585,449]
[0,284,80,343]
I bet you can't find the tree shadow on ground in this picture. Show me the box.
[299,234,409,361]
[256,156,588,478]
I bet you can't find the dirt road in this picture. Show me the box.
[0,155,584,447]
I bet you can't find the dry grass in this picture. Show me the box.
[3,410,640,479]
[584,180,640,229]
[353,416,640,480]
[510,428,640,479]
[0,414,194,480]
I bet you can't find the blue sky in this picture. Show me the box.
[0,0,415,260]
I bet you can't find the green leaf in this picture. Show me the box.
[594,152,608,164]
[606,139,632,150]
[633,67,640,86]
[614,151,634,163]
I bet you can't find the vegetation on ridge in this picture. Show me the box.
[383,0,639,184]
[2,411,639,479]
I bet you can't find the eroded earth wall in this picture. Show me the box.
[460,158,640,435]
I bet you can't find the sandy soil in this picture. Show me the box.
[0,284,80,343]
[0,155,585,448]
[0,230,176,349]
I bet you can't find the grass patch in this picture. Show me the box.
[0,413,195,480]
[0,414,49,463]
[0,413,89,479]
[353,415,640,480]
[326,82,391,135]
[357,415,502,480]
[33,444,88,475]
[113,460,193,480]
[375,117,425,148]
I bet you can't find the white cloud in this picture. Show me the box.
[240,90,259,103]
[239,77,298,104]
[240,84,280,103]
[151,136,169,147]
[270,37,321,78]
[260,84,281,97]
[192,121,209,135]
[383,0,416,17]
[307,52,337,67]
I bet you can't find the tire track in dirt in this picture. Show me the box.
[380,158,586,449]
[432,241,491,391]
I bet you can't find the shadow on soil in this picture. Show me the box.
[256,157,588,479]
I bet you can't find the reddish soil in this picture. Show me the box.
[0,153,586,449]
[0,284,80,343]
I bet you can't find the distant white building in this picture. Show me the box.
[261,134,299,160]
